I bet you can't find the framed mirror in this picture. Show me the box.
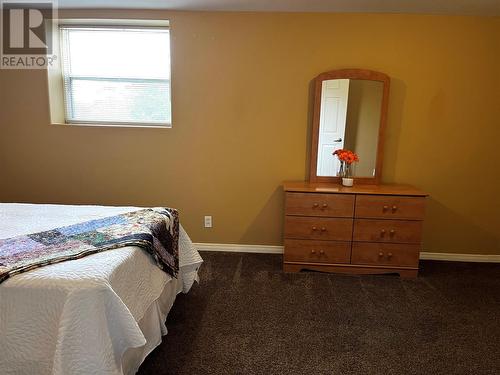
[309,69,390,184]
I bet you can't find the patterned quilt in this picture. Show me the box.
[0,208,179,284]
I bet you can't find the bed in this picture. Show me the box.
[0,203,203,375]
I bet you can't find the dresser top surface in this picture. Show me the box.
[283,181,427,196]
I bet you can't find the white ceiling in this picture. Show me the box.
[57,0,500,16]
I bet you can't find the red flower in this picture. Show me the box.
[332,149,359,164]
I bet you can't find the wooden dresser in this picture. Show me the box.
[283,182,427,278]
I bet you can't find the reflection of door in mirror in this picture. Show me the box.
[316,79,383,178]
[317,79,349,176]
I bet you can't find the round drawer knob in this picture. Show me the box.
[312,226,317,231]
[311,249,316,254]
[378,252,384,257]
[392,205,398,211]
[313,203,319,207]
[322,203,328,208]
[321,227,326,231]
[390,229,395,235]
[319,250,325,255]
[383,205,389,211]
[387,252,393,258]
[380,229,386,235]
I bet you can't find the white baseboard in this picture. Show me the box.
[194,243,500,263]
[194,243,283,254]
[419,252,500,263]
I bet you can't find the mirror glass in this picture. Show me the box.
[316,79,384,178]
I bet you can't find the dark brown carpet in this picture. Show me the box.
[138,252,500,375]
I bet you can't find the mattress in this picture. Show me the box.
[0,203,203,375]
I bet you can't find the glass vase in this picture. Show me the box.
[342,162,354,187]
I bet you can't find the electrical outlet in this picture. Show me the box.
[204,216,212,228]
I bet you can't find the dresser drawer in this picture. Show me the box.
[352,242,420,267]
[284,216,353,241]
[355,195,426,220]
[284,239,351,264]
[353,219,423,243]
[285,192,354,218]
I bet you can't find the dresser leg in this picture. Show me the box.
[399,269,418,278]
[283,264,302,273]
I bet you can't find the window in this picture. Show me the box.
[59,25,171,126]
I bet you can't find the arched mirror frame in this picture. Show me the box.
[309,69,390,185]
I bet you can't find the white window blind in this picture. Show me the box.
[60,26,171,126]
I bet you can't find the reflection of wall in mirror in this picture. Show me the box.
[344,80,383,177]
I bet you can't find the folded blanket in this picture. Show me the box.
[0,208,179,284]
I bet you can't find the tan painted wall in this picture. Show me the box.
[344,80,383,177]
[1,10,499,254]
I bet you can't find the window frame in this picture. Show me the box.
[47,19,172,129]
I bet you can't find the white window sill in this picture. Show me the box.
[51,122,172,129]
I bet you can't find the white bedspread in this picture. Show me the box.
[0,203,203,375]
